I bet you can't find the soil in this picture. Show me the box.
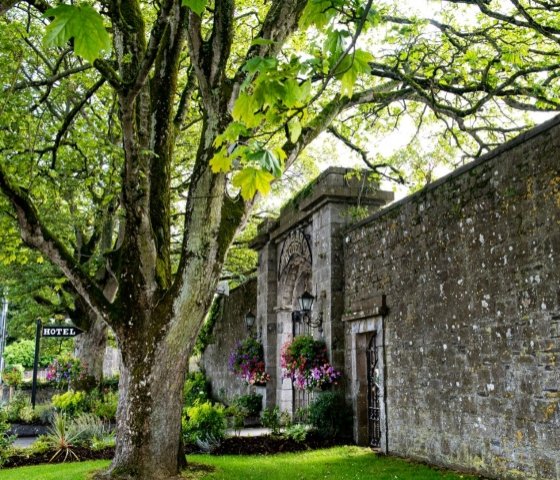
[4,446,114,468]
[209,433,342,455]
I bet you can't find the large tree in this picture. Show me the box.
[1,0,559,478]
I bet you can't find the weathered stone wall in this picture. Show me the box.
[201,279,257,403]
[343,117,560,479]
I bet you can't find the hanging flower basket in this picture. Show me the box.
[281,335,341,391]
[228,337,271,385]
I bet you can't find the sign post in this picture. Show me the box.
[31,321,84,408]
[31,319,42,409]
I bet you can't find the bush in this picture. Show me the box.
[5,391,36,423]
[52,390,87,416]
[225,405,245,433]
[91,390,118,421]
[34,404,55,425]
[68,413,113,447]
[2,364,24,387]
[182,401,226,444]
[283,423,312,443]
[261,406,281,435]
[183,371,210,407]
[0,409,16,467]
[3,340,35,369]
[307,392,352,440]
[233,393,262,417]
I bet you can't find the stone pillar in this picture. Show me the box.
[256,237,278,409]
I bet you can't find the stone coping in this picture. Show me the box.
[346,113,560,234]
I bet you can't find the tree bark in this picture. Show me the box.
[73,313,108,385]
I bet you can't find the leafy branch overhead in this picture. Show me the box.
[43,5,111,63]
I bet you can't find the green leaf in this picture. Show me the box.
[210,149,232,173]
[232,168,275,200]
[324,30,349,61]
[336,50,374,97]
[43,5,111,63]
[214,122,249,148]
[251,38,276,46]
[182,0,207,16]
[247,148,282,177]
[232,93,260,128]
[289,118,302,144]
[244,56,278,75]
[300,0,338,29]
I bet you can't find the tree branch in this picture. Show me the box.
[0,166,113,320]
[51,78,106,169]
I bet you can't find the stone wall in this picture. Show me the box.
[201,279,257,403]
[343,116,560,479]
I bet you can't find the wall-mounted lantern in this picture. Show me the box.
[244,311,256,331]
[292,291,323,333]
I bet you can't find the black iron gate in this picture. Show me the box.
[366,333,381,448]
[292,314,311,416]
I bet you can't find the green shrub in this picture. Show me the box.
[5,391,34,423]
[100,375,120,391]
[182,401,226,444]
[225,405,245,433]
[183,371,210,407]
[3,340,35,369]
[233,393,262,417]
[91,433,116,451]
[51,390,87,416]
[0,409,16,467]
[307,392,352,440]
[34,404,55,425]
[29,435,51,454]
[91,390,118,421]
[2,364,24,387]
[261,406,281,435]
[283,423,312,443]
[68,413,113,447]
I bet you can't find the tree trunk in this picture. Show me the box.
[95,306,204,480]
[74,314,108,385]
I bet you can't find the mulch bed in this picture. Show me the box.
[4,446,114,468]
[210,434,342,455]
[4,435,344,468]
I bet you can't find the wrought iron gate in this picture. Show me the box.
[292,314,311,416]
[366,333,381,448]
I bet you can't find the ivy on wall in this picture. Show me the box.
[193,297,223,356]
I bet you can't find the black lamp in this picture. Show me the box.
[292,291,322,332]
[244,311,256,331]
[298,291,315,314]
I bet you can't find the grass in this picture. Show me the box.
[0,447,481,480]
[0,460,110,479]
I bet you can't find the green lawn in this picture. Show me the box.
[0,447,481,480]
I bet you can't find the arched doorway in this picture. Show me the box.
[277,229,313,416]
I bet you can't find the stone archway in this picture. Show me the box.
[276,228,312,414]
[278,229,312,309]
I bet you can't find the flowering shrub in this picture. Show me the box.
[281,335,341,391]
[228,337,270,385]
[1,364,24,387]
[45,354,84,386]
